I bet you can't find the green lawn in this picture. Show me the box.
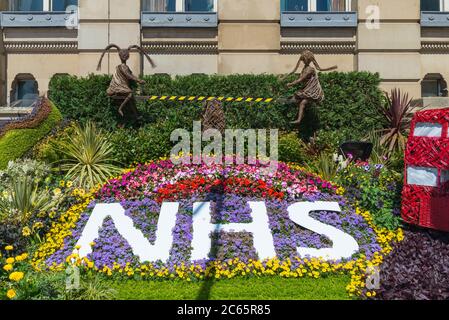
[107,275,352,300]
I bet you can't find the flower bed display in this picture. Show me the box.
[33,159,402,297]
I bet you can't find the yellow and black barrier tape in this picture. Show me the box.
[146,95,274,103]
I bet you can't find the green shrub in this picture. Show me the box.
[312,130,349,153]
[32,122,77,164]
[48,74,119,129]
[48,73,386,138]
[0,103,62,169]
[110,120,180,166]
[278,132,305,163]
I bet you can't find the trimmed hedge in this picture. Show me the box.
[48,73,386,139]
[0,102,62,169]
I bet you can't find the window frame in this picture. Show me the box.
[142,0,218,12]
[8,0,78,12]
[421,0,449,11]
[282,0,353,12]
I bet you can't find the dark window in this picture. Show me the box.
[10,74,38,107]
[185,0,213,12]
[142,0,176,12]
[52,0,78,11]
[421,0,441,11]
[17,80,38,100]
[422,74,448,97]
[282,0,308,11]
[422,79,440,97]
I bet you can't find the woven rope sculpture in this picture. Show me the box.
[202,99,225,134]
[282,50,337,126]
[402,108,449,231]
[97,43,155,118]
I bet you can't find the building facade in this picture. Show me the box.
[1,0,449,106]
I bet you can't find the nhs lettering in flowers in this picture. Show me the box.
[76,201,358,262]
[40,160,381,270]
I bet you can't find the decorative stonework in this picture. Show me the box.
[141,41,218,55]
[281,41,356,54]
[421,42,449,53]
[4,41,78,53]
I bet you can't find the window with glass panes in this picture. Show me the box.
[281,0,352,11]
[142,0,216,12]
[8,0,77,11]
[421,0,449,11]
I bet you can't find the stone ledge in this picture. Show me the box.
[141,12,218,28]
[0,11,78,28]
[281,12,357,28]
[421,11,449,27]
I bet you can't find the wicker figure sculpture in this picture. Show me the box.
[202,99,225,135]
[283,50,337,126]
[97,44,156,118]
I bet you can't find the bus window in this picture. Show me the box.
[442,170,449,184]
[413,122,443,138]
[407,166,439,187]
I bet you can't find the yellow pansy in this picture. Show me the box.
[9,271,24,282]
[22,226,32,237]
[3,264,13,272]
[6,289,16,299]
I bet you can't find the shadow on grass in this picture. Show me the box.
[195,184,225,300]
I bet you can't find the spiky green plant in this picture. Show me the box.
[0,176,62,223]
[51,121,122,189]
[378,88,414,155]
[306,153,341,182]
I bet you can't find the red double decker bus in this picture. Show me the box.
[402,108,449,232]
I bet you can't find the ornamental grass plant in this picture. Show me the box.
[0,159,63,224]
[50,121,122,189]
